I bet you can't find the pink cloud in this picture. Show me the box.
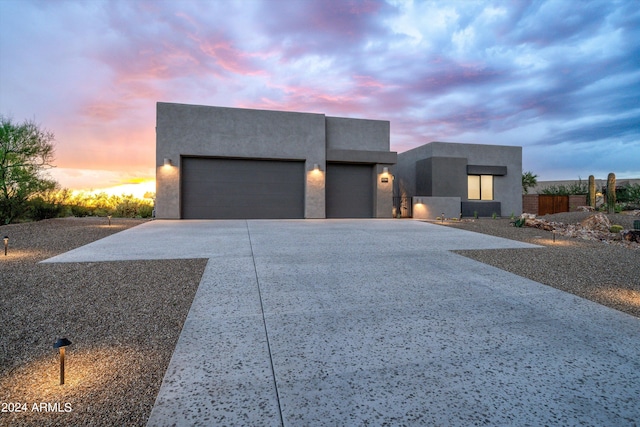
[256,0,394,61]
[54,124,155,171]
[81,101,128,122]
[3,0,638,188]
[353,74,385,89]
[194,34,266,76]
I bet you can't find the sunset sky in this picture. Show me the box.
[1,0,639,196]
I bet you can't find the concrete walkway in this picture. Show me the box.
[44,220,640,426]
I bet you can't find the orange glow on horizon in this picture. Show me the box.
[71,179,156,200]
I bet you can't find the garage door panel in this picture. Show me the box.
[326,163,373,218]
[182,158,304,219]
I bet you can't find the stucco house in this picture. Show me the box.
[155,102,397,219]
[394,141,522,219]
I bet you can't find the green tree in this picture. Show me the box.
[0,116,57,224]
[522,171,538,194]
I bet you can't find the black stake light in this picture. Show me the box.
[54,338,72,385]
[3,236,7,256]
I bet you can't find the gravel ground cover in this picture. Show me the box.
[0,217,206,426]
[2,214,638,425]
[442,211,640,318]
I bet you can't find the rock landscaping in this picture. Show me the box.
[444,211,640,319]
[0,218,206,427]
[517,212,640,249]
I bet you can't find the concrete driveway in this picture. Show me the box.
[44,220,640,426]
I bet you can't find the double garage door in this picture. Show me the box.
[181,158,305,219]
[181,157,373,219]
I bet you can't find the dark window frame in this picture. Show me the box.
[468,174,494,201]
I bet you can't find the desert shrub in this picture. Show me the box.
[93,208,112,217]
[66,192,153,218]
[114,198,137,217]
[616,184,640,210]
[113,196,153,218]
[610,225,623,233]
[628,183,640,202]
[540,179,588,195]
[619,202,640,211]
[3,187,155,222]
[27,197,64,221]
[70,204,94,217]
[137,204,154,218]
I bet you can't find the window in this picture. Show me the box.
[468,175,493,200]
[468,175,480,200]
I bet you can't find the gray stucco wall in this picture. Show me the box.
[156,103,326,219]
[424,157,468,197]
[413,196,461,220]
[394,143,432,198]
[326,116,390,151]
[156,102,395,219]
[375,164,394,218]
[395,141,522,217]
[415,158,432,196]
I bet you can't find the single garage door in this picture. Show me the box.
[326,163,373,218]
[181,157,305,219]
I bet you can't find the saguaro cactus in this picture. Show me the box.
[588,175,596,209]
[607,172,616,214]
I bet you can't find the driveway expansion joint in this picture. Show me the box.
[246,220,285,427]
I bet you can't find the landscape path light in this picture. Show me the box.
[54,338,72,385]
[3,236,7,256]
[107,215,112,226]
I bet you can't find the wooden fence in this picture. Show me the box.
[538,195,569,216]
[523,194,587,215]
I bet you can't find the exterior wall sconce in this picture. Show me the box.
[54,338,72,385]
[312,163,322,172]
[415,197,422,205]
[163,158,172,167]
[381,167,390,183]
[3,236,7,256]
